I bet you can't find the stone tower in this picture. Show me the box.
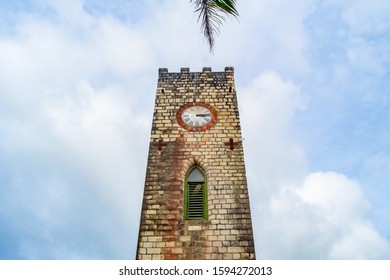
[136,67,255,260]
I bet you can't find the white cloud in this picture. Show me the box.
[298,172,369,223]
[251,170,390,259]
[299,172,390,259]
[329,220,390,259]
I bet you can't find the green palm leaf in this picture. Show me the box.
[191,0,239,52]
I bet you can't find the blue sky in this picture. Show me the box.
[0,0,389,259]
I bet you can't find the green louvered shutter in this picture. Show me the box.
[185,166,207,220]
[187,182,204,220]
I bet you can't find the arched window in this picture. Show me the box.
[185,166,208,220]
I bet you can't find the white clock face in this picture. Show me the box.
[177,102,217,132]
[181,106,212,127]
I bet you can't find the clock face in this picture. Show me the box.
[177,102,217,132]
[182,106,212,127]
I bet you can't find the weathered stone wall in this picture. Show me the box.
[136,67,256,260]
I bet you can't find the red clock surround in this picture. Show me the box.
[176,102,218,132]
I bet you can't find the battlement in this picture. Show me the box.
[158,67,234,78]
[157,67,235,85]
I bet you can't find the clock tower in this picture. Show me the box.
[136,67,255,260]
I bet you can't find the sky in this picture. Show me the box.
[0,0,389,259]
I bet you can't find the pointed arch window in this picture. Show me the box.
[185,166,208,220]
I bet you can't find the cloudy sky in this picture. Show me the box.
[1,0,389,259]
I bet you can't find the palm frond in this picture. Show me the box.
[191,0,239,52]
[213,0,238,17]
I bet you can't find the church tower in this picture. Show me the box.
[136,67,255,260]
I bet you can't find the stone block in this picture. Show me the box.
[147,248,162,254]
[227,247,244,253]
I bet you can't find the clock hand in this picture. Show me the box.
[196,113,211,117]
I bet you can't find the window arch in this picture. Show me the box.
[184,165,208,220]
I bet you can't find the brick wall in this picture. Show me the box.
[136,67,256,260]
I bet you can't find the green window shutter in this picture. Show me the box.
[187,182,204,220]
[185,166,208,221]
